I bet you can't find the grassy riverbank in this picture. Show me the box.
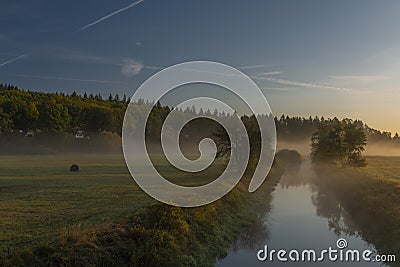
[0,150,299,266]
[313,158,400,266]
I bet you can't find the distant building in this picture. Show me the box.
[75,130,85,139]
[25,130,34,137]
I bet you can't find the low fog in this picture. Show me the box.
[364,142,400,157]
[277,139,400,157]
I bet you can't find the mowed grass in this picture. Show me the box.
[0,153,226,253]
[363,156,400,185]
[0,154,154,251]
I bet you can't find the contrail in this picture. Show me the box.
[79,0,145,31]
[0,54,26,68]
[0,73,130,85]
[239,65,265,70]
[251,75,351,91]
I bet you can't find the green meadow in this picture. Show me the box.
[0,154,147,251]
[0,151,289,266]
[363,156,400,185]
[0,153,229,253]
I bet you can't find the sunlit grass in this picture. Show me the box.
[363,156,400,185]
[0,154,148,250]
[0,153,227,251]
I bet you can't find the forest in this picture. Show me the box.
[1,83,399,157]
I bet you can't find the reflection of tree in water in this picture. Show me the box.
[311,180,361,237]
[228,161,366,253]
[280,160,362,238]
[229,187,277,252]
[230,213,270,252]
[279,163,308,189]
[229,160,305,252]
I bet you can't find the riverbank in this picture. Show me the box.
[0,150,300,266]
[313,162,400,266]
[219,160,384,266]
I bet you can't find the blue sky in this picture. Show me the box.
[0,0,399,133]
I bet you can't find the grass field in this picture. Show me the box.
[0,153,227,253]
[364,156,400,184]
[0,154,151,251]
[0,152,288,266]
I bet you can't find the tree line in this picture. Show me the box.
[0,83,127,134]
[1,83,399,161]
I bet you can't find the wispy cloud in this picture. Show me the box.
[0,54,26,68]
[146,64,347,91]
[79,0,145,31]
[252,76,351,91]
[261,86,296,91]
[54,49,162,75]
[255,71,282,76]
[142,65,163,70]
[0,73,130,85]
[120,59,144,77]
[329,75,388,83]
[239,64,265,70]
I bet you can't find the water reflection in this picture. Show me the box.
[279,161,362,238]
[311,182,360,237]
[217,160,384,266]
[279,162,308,189]
[230,213,270,252]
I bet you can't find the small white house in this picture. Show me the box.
[75,130,85,139]
[25,130,34,137]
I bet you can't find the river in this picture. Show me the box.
[217,161,386,266]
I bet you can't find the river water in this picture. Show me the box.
[217,161,385,266]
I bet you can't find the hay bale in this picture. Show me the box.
[70,164,80,172]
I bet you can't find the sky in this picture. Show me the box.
[0,0,399,134]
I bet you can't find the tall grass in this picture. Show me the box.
[313,161,400,266]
